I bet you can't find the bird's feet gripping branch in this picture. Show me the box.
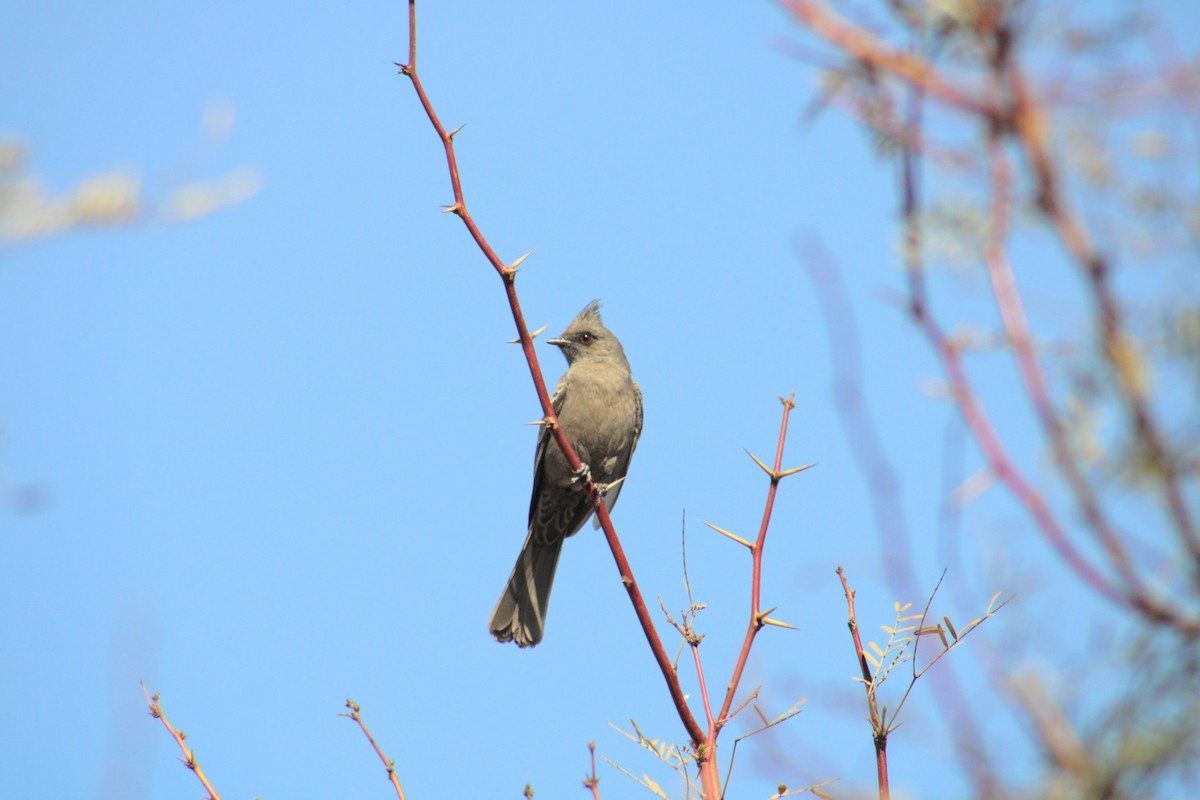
[570,462,594,488]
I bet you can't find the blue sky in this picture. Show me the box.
[3,2,1197,799]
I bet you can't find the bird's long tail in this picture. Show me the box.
[488,532,564,648]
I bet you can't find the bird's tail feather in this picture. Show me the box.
[488,533,564,647]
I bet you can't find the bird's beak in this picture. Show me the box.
[546,337,568,348]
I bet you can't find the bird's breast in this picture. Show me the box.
[553,370,638,481]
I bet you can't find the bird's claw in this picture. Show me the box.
[571,463,593,486]
[598,476,625,497]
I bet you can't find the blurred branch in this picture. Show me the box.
[140,682,224,800]
[790,1,1200,796]
[890,24,1134,622]
[983,57,1198,631]
[1007,64,1200,578]
[787,0,1200,633]
[341,699,407,800]
[787,0,1200,636]
[780,0,998,118]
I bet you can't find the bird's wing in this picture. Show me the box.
[527,374,571,535]
[594,379,643,525]
[540,373,570,465]
[631,380,643,453]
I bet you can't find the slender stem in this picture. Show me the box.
[583,742,602,799]
[342,700,407,800]
[141,683,224,800]
[692,640,716,732]
[836,570,889,800]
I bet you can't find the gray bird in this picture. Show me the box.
[488,300,643,647]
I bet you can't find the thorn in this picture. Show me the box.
[508,323,550,344]
[448,122,467,139]
[394,62,412,76]
[702,520,754,550]
[761,616,798,630]
[509,249,534,270]
[441,202,464,215]
[744,448,772,475]
[525,417,556,428]
[779,391,796,409]
[601,476,626,496]
[777,463,816,478]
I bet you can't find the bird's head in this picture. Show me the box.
[547,300,629,368]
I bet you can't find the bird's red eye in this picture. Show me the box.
[579,332,594,344]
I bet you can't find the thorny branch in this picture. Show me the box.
[714,394,810,735]
[394,0,707,758]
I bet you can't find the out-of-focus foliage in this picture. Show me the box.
[0,101,259,246]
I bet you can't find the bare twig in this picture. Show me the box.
[341,699,407,800]
[724,696,807,797]
[582,741,602,800]
[836,569,890,800]
[140,682,224,800]
[838,568,1006,800]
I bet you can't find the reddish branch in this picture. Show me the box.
[582,741,602,800]
[395,0,706,757]
[692,636,717,735]
[140,682,223,800]
[837,569,889,800]
[714,395,804,733]
[342,699,407,800]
